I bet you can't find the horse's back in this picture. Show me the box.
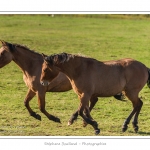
[80,58,148,97]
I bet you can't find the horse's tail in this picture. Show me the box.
[147,68,150,88]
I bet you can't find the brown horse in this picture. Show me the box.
[40,52,150,134]
[0,41,123,126]
[0,41,73,123]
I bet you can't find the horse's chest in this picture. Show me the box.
[23,75,37,92]
[70,80,80,94]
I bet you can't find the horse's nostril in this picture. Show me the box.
[40,81,50,86]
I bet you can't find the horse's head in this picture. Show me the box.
[40,53,59,86]
[0,40,14,68]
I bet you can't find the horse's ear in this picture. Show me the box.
[0,40,7,46]
[41,53,49,63]
[41,53,47,59]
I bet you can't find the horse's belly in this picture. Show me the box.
[94,81,125,97]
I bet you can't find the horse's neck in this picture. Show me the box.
[12,48,42,75]
[56,57,81,79]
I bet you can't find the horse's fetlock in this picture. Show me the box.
[132,121,138,128]
[124,119,130,126]
[30,111,36,117]
[122,121,129,132]
[93,121,98,127]
[132,122,139,133]
[95,128,100,135]
[134,126,139,133]
[39,107,45,113]
[122,125,128,132]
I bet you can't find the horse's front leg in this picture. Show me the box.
[68,96,98,129]
[68,97,99,127]
[79,94,100,135]
[83,97,98,127]
[68,111,78,126]
[24,89,41,120]
[37,91,61,123]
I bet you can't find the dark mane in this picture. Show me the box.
[14,43,41,55]
[45,52,98,65]
[14,44,32,51]
[45,53,74,65]
[6,42,40,55]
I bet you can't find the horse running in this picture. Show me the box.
[40,52,150,134]
[0,40,120,125]
[0,40,124,126]
[0,41,73,123]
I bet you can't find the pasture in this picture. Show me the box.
[0,14,150,136]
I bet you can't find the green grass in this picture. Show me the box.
[1,14,150,136]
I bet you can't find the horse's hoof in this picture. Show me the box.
[31,112,41,121]
[122,126,128,132]
[55,117,61,123]
[36,114,41,121]
[132,122,138,133]
[68,120,73,126]
[134,127,138,133]
[133,125,138,133]
[95,129,100,135]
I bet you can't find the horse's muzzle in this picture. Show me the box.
[40,80,50,86]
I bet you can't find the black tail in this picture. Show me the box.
[114,93,125,101]
[147,68,150,88]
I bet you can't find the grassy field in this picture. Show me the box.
[0,14,150,136]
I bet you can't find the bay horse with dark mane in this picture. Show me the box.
[40,52,150,134]
[0,40,123,126]
[0,41,72,123]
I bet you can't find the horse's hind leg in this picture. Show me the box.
[24,89,41,120]
[122,91,141,132]
[122,108,136,132]
[89,97,98,112]
[132,98,143,133]
[37,91,61,123]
